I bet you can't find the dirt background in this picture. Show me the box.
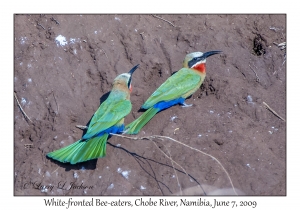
[14,14,286,196]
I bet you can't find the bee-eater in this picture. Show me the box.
[47,64,139,164]
[125,51,221,134]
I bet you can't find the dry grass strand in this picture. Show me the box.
[14,92,33,123]
[110,133,238,195]
[263,101,285,121]
[151,140,183,195]
[152,15,175,27]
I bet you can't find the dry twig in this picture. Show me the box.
[76,125,88,130]
[151,140,183,195]
[152,15,175,27]
[111,133,238,195]
[14,92,33,123]
[51,167,60,174]
[263,101,285,121]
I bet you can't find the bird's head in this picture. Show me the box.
[183,51,222,73]
[113,64,139,92]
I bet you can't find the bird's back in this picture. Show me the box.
[83,90,131,139]
[142,68,202,109]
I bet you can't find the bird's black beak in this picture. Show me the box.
[128,64,139,75]
[202,51,222,59]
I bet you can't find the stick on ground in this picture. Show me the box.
[263,101,285,121]
[111,133,238,195]
[152,15,175,27]
[76,125,88,130]
[14,92,33,123]
[151,140,183,195]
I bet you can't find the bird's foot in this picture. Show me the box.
[181,102,193,108]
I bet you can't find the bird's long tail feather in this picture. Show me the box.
[47,133,109,164]
[125,107,159,134]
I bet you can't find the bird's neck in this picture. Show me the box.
[191,63,206,74]
[111,84,130,99]
[113,81,128,91]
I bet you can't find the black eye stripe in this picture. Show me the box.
[188,57,203,68]
[127,77,132,88]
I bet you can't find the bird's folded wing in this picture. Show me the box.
[83,99,132,139]
[142,68,201,109]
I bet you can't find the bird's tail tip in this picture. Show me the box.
[46,135,108,164]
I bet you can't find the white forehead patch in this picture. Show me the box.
[115,73,130,81]
[188,51,204,58]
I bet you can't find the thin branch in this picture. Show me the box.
[151,140,183,195]
[152,15,175,27]
[14,92,33,123]
[152,135,238,196]
[51,167,60,174]
[111,133,146,141]
[110,133,238,195]
[76,125,88,130]
[263,101,285,121]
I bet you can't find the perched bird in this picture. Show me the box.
[47,64,139,164]
[125,51,221,134]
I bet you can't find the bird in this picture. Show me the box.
[47,64,139,164]
[125,51,221,134]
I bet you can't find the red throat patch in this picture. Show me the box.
[129,84,132,92]
[193,63,206,73]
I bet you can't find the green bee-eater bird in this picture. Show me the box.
[47,64,139,164]
[125,51,221,134]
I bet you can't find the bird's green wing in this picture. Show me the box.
[83,96,132,139]
[142,68,201,109]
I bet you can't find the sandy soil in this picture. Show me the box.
[14,14,286,196]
